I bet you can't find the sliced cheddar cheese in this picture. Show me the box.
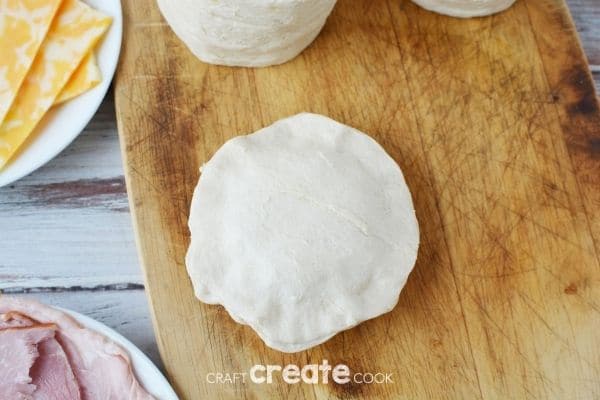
[0,0,111,169]
[0,0,63,126]
[55,52,102,105]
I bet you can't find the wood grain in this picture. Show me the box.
[114,0,599,399]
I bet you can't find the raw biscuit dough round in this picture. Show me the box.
[411,0,516,17]
[156,0,337,67]
[186,113,420,352]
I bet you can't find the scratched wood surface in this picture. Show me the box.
[114,0,599,399]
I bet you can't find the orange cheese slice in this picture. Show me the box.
[0,0,111,169]
[54,52,102,105]
[0,0,63,126]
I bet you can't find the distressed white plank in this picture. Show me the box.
[0,203,140,288]
[9,290,162,368]
[568,0,600,67]
[567,0,600,92]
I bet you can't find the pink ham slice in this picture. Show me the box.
[30,337,82,400]
[0,296,155,400]
[1,310,82,400]
[0,311,36,329]
[0,324,56,399]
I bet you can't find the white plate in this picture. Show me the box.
[0,0,123,187]
[59,307,179,400]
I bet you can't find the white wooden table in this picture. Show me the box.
[0,0,597,371]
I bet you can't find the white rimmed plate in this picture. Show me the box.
[59,307,179,400]
[0,0,123,187]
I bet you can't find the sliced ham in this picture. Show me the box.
[0,296,155,400]
[0,324,56,399]
[30,337,82,400]
[1,309,82,400]
[0,311,35,329]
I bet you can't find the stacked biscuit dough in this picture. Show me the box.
[158,0,516,68]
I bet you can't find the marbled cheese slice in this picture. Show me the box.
[0,0,63,126]
[54,52,101,105]
[0,0,111,169]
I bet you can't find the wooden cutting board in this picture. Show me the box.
[114,0,600,398]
